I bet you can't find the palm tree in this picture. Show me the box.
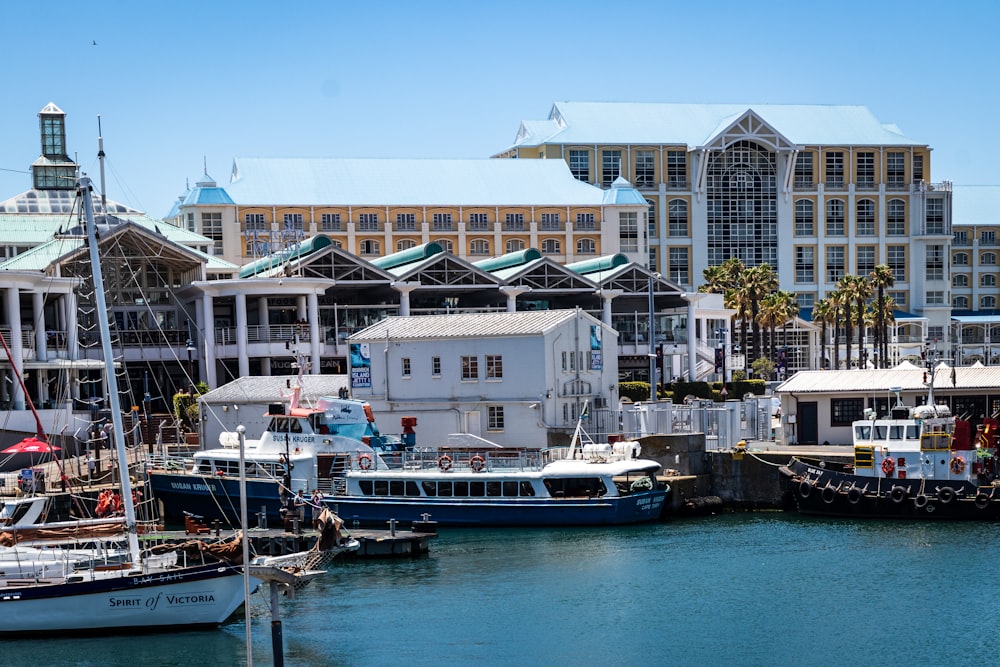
[702,257,747,351]
[759,292,785,373]
[745,263,778,366]
[869,264,895,368]
[875,296,897,367]
[777,290,799,374]
[812,298,833,369]
[827,288,846,370]
[850,275,873,367]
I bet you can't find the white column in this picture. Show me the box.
[391,282,419,317]
[6,288,24,409]
[236,293,249,378]
[595,289,623,327]
[499,286,531,312]
[258,296,271,376]
[308,292,320,374]
[682,292,707,381]
[202,295,217,387]
[33,291,46,361]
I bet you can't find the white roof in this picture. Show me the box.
[776,366,1000,393]
[349,310,604,341]
[508,102,923,149]
[226,157,610,206]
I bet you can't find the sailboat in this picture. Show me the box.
[0,176,250,635]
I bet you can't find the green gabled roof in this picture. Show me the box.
[239,234,333,278]
[369,242,443,270]
[565,254,629,275]
[472,248,542,272]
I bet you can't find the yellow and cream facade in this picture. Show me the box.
[500,102,955,359]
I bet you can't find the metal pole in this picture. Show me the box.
[648,274,657,403]
[270,582,284,667]
[238,425,253,667]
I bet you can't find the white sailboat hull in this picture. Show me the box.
[0,563,250,635]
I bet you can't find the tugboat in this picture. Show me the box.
[779,362,1000,519]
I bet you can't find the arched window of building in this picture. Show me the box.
[396,239,416,251]
[505,239,525,253]
[576,238,596,254]
[470,239,490,255]
[541,239,561,254]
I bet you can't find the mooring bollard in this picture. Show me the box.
[387,518,397,536]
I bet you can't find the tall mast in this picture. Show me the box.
[79,176,140,563]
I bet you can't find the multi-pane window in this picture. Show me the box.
[983,296,997,309]
[468,212,490,230]
[359,239,380,255]
[954,252,969,266]
[826,200,845,236]
[540,213,561,230]
[826,246,845,282]
[396,239,416,251]
[485,355,503,379]
[857,246,876,276]
[635,151,655,186]
[487,405,505,431]
[984,231,997,245]
[982,274,997,287]
[201,212,223,254]
[601,150,621,186]
[954,231,969,245]
[461,356,478,380]
[432,213,453,231]
[647,199,657,237]
[667,151,687,188]
[856,152,875,189]
[470,239,490,255]
[569,150,589,181]
[794,152,814,188]
[435,239,453,253]
[887,152,905,188]
[913,155,924,183]
[668,199,688,237]
[575,212,596,230]
[927,291,945,305]
[795,247,815,283]
[186,212,195,232]
[283,213,304,231]
[541,239,561,254]
[395,213,416,231]
[984,252,997,266]
[506,239,525,253]
[889,291,907,308]
[431,356,441,376]
[796,292,816,309]
[619,212,639,253]
[825,152,844,188]
[504,213,525,231]
[928,326,944,341]
[244,213,267,231]
[856,199,876,236]
[954,295,969,309]
[358,213,380,231]
[831,398,864,426]
[577,238,596,254]
[795,200,814,236]
[926,245,945,280]
[401,358,411,378]
[887,246,906,281]
[926,199,945,235]
[669,247,689,285]
[320,213,341,231]
[887,199,906,235]
[954,274,969,287]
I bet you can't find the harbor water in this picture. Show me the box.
[7,513,994,666]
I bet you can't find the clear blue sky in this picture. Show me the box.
[0,0,996,217]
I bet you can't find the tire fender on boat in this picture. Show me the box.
[938,487,956,504]
[798,480,813,499]
[438,455,453,472]
[890,485,908,503]
[821,486,836,504]
[847,487,863,505]
[975,492,990,509]
[913,494,929,509]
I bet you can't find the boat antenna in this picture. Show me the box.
[97,116,108,214]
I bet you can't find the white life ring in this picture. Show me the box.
[438,455,453,472]
[470,455,486,473]
[358,453,373,470]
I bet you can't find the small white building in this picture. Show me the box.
[347,309,618,448]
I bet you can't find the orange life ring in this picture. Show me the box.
[950,456,966,475]
[438,455,453,472]
[470,455,486,473]
[358,453,373,470]
[881,457,896,476]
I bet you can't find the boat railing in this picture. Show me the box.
[145,453,192,472]
[369,449,544,472]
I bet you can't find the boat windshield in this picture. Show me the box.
[855,425,871,440]
[267,416,304,434]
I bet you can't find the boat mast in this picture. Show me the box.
[79,175,141,564]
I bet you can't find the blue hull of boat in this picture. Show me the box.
[324,490,669,527]
[147,472,284,525]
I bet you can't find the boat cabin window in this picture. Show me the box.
[906,425,920,439]
[486,481,502,497]
[268,416,303,434]
[543,477,607,498]
[889,425,905,440]
[437,482,453,497]
[358,480,421,496]
[520,482,535,497]
[373,480,388,495]
[470,481,485,496]
[873,425,888,440]
[503,481,519,496]
[453,481,469,497]
[416,479,532,497]
[309,414,329,434]
[855,425,871,440]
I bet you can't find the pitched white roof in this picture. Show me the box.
[226,157,609,206]
[507,102,923,149]
[349,310,603,341]
[776,366,1000,393]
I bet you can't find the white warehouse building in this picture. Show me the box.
[347,309,618,448]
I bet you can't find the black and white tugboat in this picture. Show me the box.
[779,360,1000,519]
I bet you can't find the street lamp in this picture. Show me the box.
[648,273,660,403]
[185,319,196,385]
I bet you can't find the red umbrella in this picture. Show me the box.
[1,437,60,454]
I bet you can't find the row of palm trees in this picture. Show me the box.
[700,258,896,373]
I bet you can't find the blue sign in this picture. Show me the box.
[350,343,371,388]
